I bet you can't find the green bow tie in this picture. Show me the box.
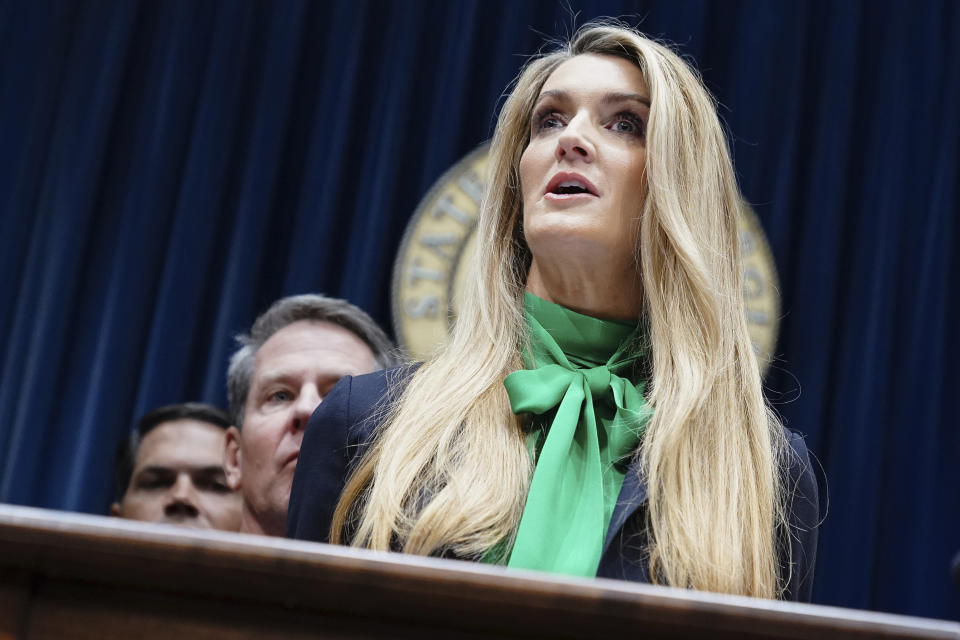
[501,293,652,577]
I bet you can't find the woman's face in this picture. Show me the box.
[519,53,650,272]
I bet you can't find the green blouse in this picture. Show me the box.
[500,292,652,576]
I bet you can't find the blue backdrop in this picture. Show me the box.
[0,0,957,620]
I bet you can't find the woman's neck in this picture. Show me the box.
[526,258,643,322]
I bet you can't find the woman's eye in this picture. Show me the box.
[609,112,645,136]
[542,115,563,129]
[534,109,565,131]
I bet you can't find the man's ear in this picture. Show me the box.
[224,426,243,491]
[109,502,122,517]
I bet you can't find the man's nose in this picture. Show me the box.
[555,114,595,162]
[291,386,322,431]
[165,475,199,518]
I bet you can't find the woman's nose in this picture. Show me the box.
[555,115,595,162]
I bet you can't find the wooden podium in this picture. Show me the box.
[0,504,956,639]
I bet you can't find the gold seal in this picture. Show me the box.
[392,143,780,373]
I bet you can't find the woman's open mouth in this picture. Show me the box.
[544,172,599,201]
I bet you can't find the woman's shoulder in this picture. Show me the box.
[299,363,418,471]
[782,429,819,507]
[347,363,415,412]
[333,363,418,440]
[285,364,417,541]
[779,427,821,602]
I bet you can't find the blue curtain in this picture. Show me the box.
[0,0,957,620]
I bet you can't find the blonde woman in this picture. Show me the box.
[288,22,819,601]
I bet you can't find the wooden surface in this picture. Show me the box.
[0,504,956,639]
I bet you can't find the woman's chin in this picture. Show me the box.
[526,221,623,257]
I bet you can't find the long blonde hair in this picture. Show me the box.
[332,22,792,598]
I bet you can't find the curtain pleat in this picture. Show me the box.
[1,1,139,502]
[202,0,310,401]
[281,0,369,295]
[133,1,254,417]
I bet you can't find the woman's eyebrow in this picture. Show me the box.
[533,89,568,107]
[534,89,650,108]
[601,92,650,107]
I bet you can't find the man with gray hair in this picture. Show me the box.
[224,294,397,536]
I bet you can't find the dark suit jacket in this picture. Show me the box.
[287,366,820,601]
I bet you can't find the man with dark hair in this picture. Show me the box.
[112,402,241,531]
[224,294,397,536]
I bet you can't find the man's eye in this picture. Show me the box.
[196,477,231,493]
[136,478,171,490]
[268,390,292,403]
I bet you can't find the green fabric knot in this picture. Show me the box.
[498,292,652,577]
[582,366,612,396]
[505,364,618,416]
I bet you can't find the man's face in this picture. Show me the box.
[225,320,378,535]
[111,419,241,530]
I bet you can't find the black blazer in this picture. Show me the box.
[287,366,820,601]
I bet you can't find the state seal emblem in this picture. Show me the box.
[392,143,780,374]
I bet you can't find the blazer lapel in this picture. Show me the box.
[602,457,648,555]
